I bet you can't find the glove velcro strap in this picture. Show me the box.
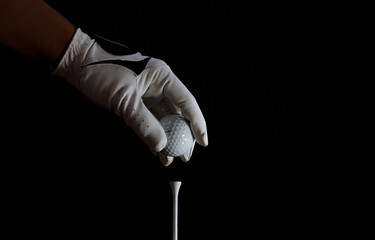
[51,28,95,89]
[50,27,78,73]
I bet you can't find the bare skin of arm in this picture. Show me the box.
[0,0,76,62]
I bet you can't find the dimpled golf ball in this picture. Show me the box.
[160,115,194,157]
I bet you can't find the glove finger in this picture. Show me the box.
[159,152,174,167]
[116,89,167,153]
[134,103,167,153]
[163,71,208,147]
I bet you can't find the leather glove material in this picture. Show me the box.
[52,28,208,166]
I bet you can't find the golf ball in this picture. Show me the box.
[160,115,194,157]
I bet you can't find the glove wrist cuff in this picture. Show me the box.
[51,28,94,89]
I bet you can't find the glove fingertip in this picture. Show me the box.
[159,153,174,167]
[201,133,209,147]
[181,154,190,162]
[194,131,208,147]
[153,136,167,153]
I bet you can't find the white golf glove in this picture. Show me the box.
[52,28,208,166]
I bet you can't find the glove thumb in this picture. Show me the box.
[113,89,167,154]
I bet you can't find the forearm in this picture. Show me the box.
[0,0,76,62]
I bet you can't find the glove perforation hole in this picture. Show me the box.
[142,125,150,133]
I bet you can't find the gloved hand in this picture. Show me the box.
[52,28,208,166]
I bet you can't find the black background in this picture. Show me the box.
[1,0,373,238]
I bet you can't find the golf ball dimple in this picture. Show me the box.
[160,115,194,157]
